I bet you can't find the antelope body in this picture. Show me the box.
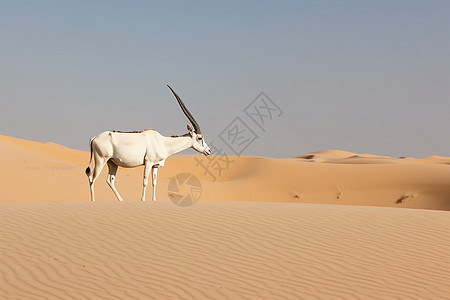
[85,85,211,202]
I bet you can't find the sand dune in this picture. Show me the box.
[297,149,359,162]
[1,201,449,299]
[1,134,450,299]
[1,135,450,210]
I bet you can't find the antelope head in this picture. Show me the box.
[168,85,211,156]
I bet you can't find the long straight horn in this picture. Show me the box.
[167,85,201,134]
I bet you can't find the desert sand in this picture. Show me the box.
[1,134,450,299]
[1,134,450,210]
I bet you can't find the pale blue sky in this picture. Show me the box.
[1,1,449,158]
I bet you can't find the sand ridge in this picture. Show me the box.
[0,201,449,299]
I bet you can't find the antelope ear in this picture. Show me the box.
[187,124,194,134]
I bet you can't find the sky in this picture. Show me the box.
[0,0,449,158]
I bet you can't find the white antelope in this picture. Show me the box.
[85,85,211,202]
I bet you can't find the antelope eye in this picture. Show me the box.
[198,137,203,141]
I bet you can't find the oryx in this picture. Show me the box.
[85,85,211,202]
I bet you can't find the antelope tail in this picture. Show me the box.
[85,137,96,176]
